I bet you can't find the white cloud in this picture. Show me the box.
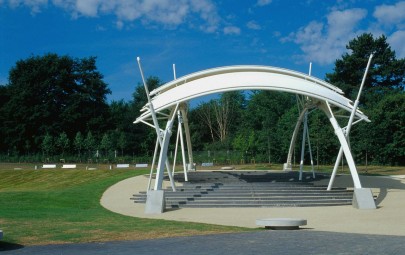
[256,0,272,7]
[373,1,405,27]
[3,0,221,32]
[7,0,47,14]
[288,8,367,65]
[75,0,100,17]
[388,30,405,58]
[223,26,241,35]
[247,20,261,30]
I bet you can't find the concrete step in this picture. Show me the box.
[134,171,353,208]
[167,201,352,208]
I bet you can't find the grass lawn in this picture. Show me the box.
[0,166,248,247]
[0,163,404,247]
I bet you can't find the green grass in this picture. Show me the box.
[1,163,403,247]
[0,168,247,246]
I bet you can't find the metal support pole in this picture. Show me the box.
[172,124,181,176]
[178,112,189,181]
[299,112,308,180]
[154,107,178,191]
[284,108,308,171]
[137,57,176,192]
[147,136,160,191]
[327,54,373,190]
[321,102,362,189]
[180,107,194,170]
[305,119,315,178]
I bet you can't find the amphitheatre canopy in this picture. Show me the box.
[134,65,369,124]
[134,63,375,213]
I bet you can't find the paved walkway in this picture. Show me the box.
[2,231,405,255]
[100,171,405,236]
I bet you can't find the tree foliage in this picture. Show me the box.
[0,53,111,153]
[0,34,403,165]
[325,33,405,165]
[326,33,405,98]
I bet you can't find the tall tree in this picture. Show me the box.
[194,91,245,145]
[130,77,163,155]
[326,33,405,99]
[41,133,53,158]
[326,33,405,165]
[74,131,84,159]
[56,132,70,157]
[0,53,111,153]
[84,131,96,158]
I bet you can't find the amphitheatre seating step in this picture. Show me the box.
[132,171,353,209]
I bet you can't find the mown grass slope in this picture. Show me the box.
[0,169,247,246]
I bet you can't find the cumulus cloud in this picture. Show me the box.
[373,1,405,27]
[388,30,405,58]
[7,0,47,14]
[3,0,221,32]
[287,8,367,65]
[256,0,272,7]
[247,20,261,30]
[223,26,241,35]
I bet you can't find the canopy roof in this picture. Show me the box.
[134,65,369,123]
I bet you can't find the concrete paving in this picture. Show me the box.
[2,231,405,255]
[100,171,405,236]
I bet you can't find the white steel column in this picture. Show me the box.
[327,54,373,190]
[138,57,176,193]
[178,111,189,181]
[298,111,315,180]
[147,136,160,191]
[305,119,316,178]
[320,102,362,189]
[154,107,178,191]
[299,112,308,180]
[172,124,181,176]
[284,108,308,171]
[180,106,194,171]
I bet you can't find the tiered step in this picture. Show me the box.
[131,171,353,208]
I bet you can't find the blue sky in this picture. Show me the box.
[1,0,404,102]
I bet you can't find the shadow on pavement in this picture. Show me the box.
[0,241,24,252]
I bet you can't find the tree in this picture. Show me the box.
[326,33,405,165]
[213,91,245,142]
[326,33,405,99]
[354,92,405,165]
[241,91,295,163]
[100,133,112,158]
[84,131,96,158]
[196,100,216,142]
[74,132,84,159]
[0,53,111,153]
[130,77,163,155]
[41,133,53,158]
[56,132,70,157]
[117,132,127,157]
[194,91,245,145]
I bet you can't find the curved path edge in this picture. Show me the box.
[101,173,405,236]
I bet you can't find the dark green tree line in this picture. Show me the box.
[0,54,111,154]
[0,34,403,165]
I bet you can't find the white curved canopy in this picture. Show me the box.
[137,63,376,213]
[134,65,369,124]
